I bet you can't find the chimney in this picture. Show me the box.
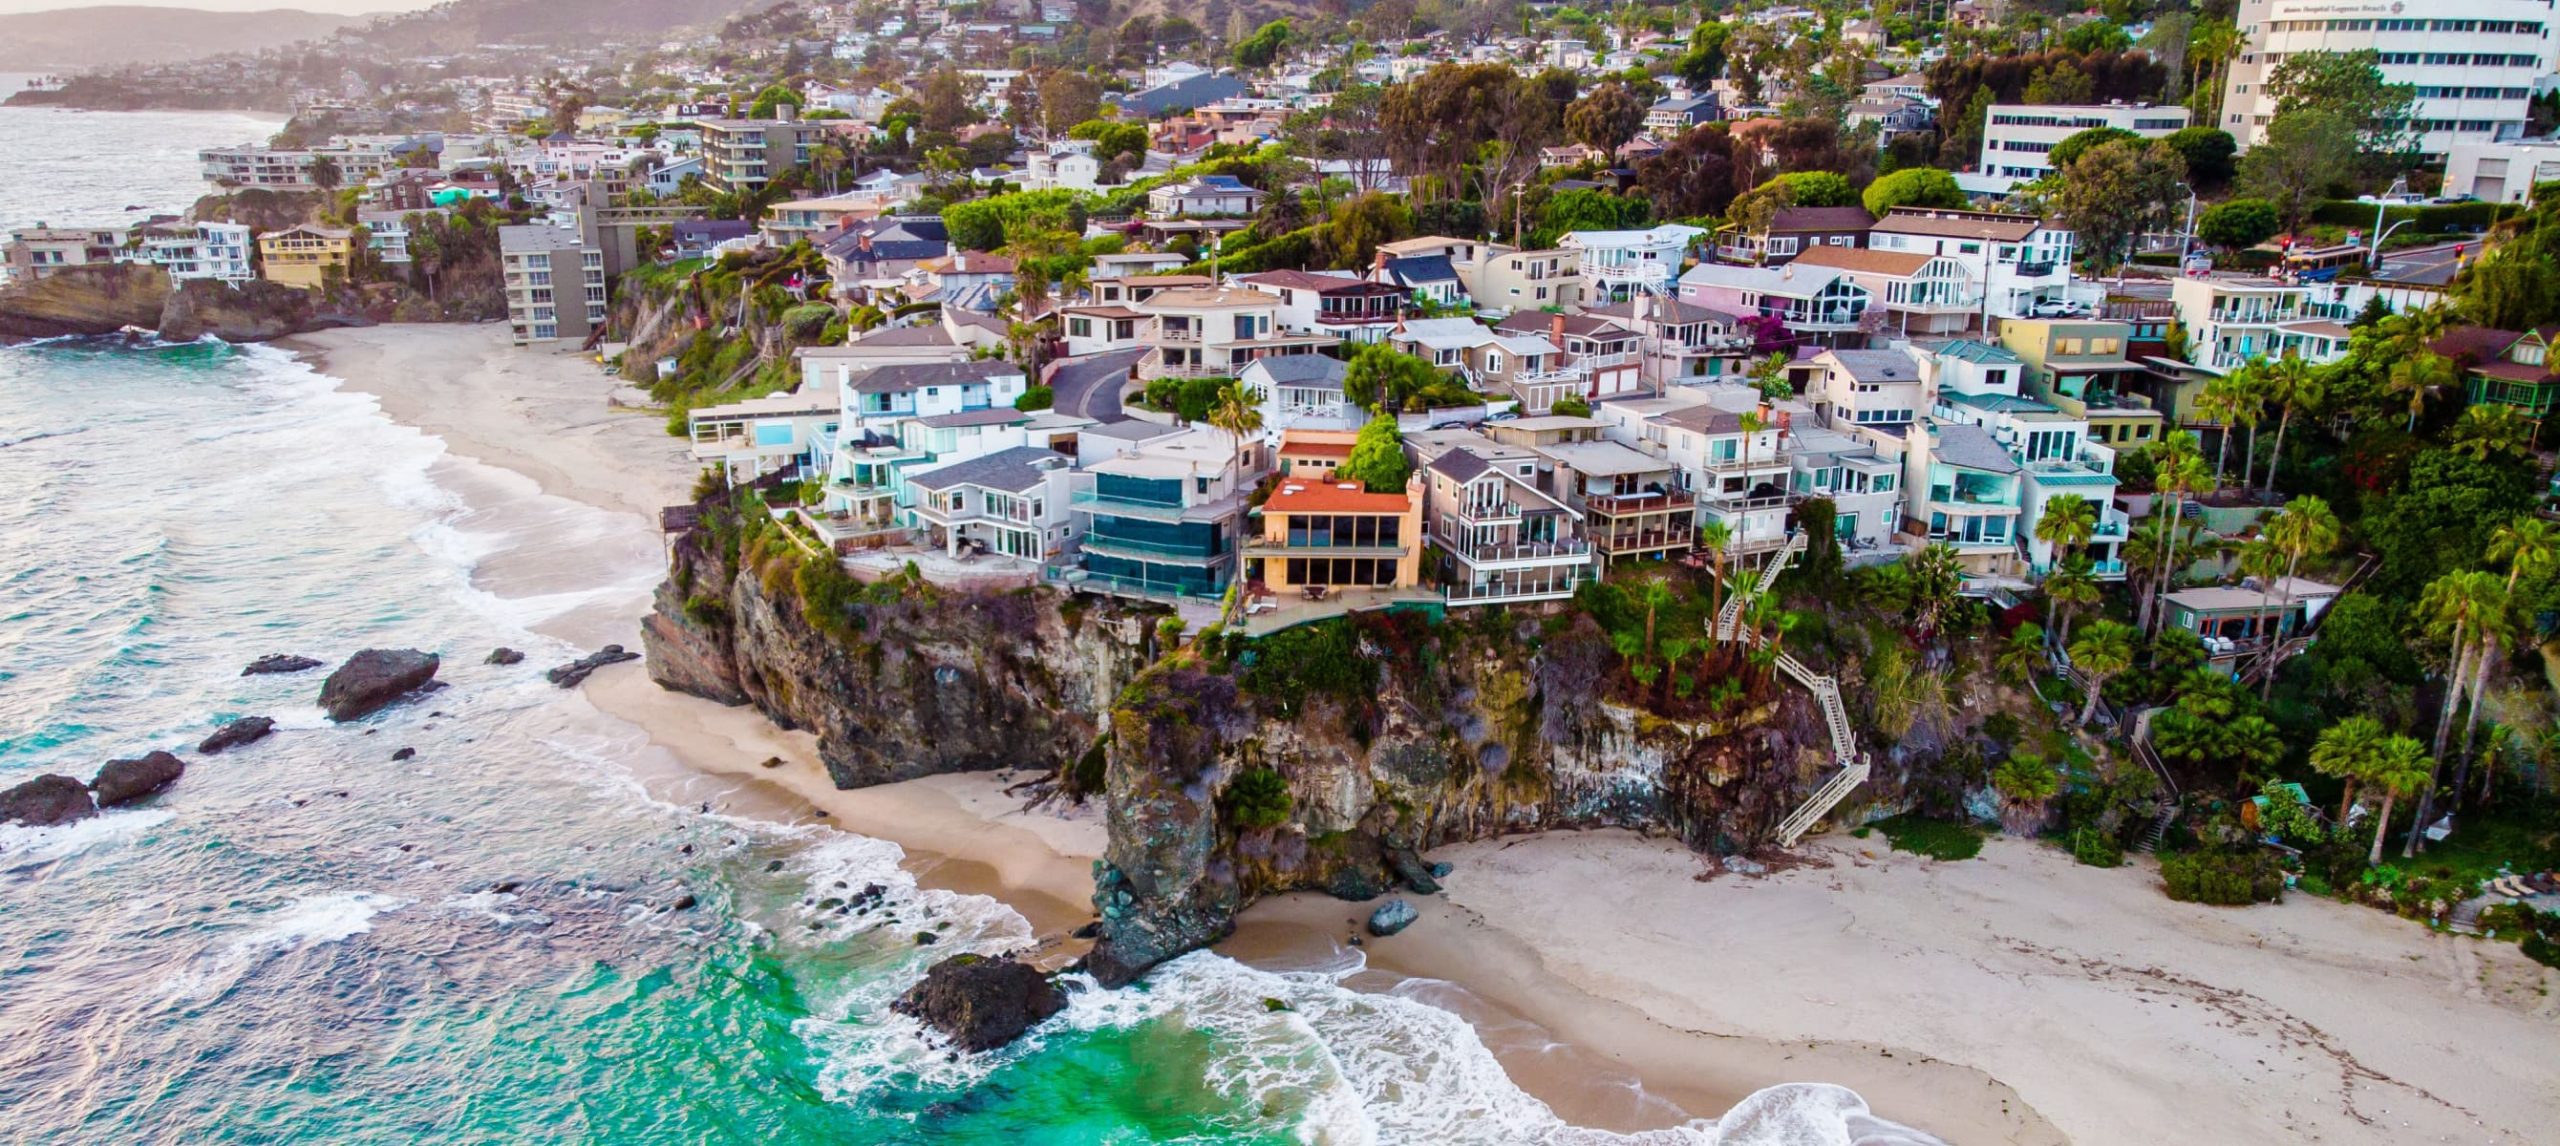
[1551,312,1567,344]
[1372,247,1389,275]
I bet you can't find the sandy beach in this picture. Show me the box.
[291,322,2560,1145]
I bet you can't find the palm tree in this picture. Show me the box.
[2368,735,2434,867]
[2385,350,2457,432]
[2412,569,2505,855]
[1737,406,1771,517]
[2224,715,2287,785]
[1641,578,1676,655]
[1998,622,2047,684]
[2311,715,2388,823]
[2459,518,2560,797]
[2227,367,2269,493]
[2068,619,2138,727]
[2258,353,2324,499]
[2254,495,2340,699]
[1206,381,1266,486]
[1908,542,1964,636]
[2193,373,2247,484]
[2141,433,2211,634]
[2033,493,2096,589]
[1699,518,1734,640]
[2044,553,2101,651]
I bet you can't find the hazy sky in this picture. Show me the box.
[0,0,443,15]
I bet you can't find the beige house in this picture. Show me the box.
[1136,287,1338,379]
[1244,473,1426,594]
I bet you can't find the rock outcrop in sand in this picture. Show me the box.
[319,649,441,721]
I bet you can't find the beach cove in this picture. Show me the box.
[285,322,2558,1145]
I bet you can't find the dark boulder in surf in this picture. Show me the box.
[242,654,323,676]
[1,774,97,826]
[319,649,440,721]
[546,645,639,688]
[486,648,525,665]
[197,716,275,754]
[893,954,1065,1052]
[89,751,183,807]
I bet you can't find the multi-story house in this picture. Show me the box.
[684,382,841,484]
[1493,312,1642,398]
[1562,224,1707,301]
[2,224,127,284]
[1145,174,1265,217]
[1583,296,1758,387]
[1789,245,1976,336]
[821,217,953,298]
[1417,444,1594,604]
[1138,287,1338,380]
[1677,261,1872,344]
[1974,102,2191,188]
[258,224,355,292]
[1712,205,1874,267]
[1090,273,1214,307]
[1644,94,1722,134]
[836,358,1030,442]
[1370,245,1470,308]
[356,211,416,265]
[1243,473,1427,596]
[1539,439,1695,570]
[2434,325,2560,416]
[1245,355,1360,440]
[1235,270,1408,344]
[497,225,604,344]
[198,141,414,191]
[1811,347,1926,433]
[2220,0,2557,161]
[694,111,829,194]
[761,193,882,245]
[1373,237,1583,314]
[1068,426,1256,599]
[799,324,975,395]
[1923,342,2132,578]
[1785,423,1905,552]
[1600,388,1796,556]
[137,222,253,283]
[1865,207,2076,318]
[1899,421,2027,581]
[1997,319,2165,448]
[908,445,1080,562]
[1060,303,1147,356]
[2167,275,2349,372]
[1389,317,1584,413]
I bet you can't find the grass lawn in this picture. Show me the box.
[1867,814,1987,861]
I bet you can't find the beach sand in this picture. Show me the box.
[290,323,2560,1145]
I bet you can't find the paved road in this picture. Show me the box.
[2365,241,2472,286]
[1048,348,1143,422]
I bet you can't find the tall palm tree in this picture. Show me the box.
[2385,350,2457,432]
[2193,373,2246,484]
[2412,569,2505,855]
[1206,382,1266,486]
[1909,542,1964,636]
[2141,432,2211,634]
[2227,367,2269,493]
[2044,553,2102,651]
[1641,578,1677,655]
[2450,404,2533,461]
[2462,518,2560,795]
[2369,735,2433,867]
[1699,518,1735,641]
[2254,495,2340,699]
[1998,622,2048,684]
[2258,353,2324,499]
[2311,715,2388,823]
[2068,619,2138,727]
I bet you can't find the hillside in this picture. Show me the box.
[341,0,772,51]
[0,7,365,70]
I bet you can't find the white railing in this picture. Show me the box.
[1706,531,1868,846]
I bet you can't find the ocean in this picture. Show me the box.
[0,80,1932,1145]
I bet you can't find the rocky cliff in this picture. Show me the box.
[0,264,348,343]
[646,494,1874,989]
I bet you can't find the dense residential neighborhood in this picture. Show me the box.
[10,4,2560,1133]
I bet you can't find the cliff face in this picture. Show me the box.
[641,507,1153,787]
[0,264,338,344]
[645,499,1860,989]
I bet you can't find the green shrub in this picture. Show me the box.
[1240,618,1377,715]
[2161,849,2286,905]
[682,594,729,626]
[2070,827,2124,868]
[1223,766,1294,829]
[1015,384,1055,411]
[1874,814,1985,861]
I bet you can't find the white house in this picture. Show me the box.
[1864,207,2077,318]
[1145,174,1265,218]
[138,221,254,283]
[1562,224,1708,301]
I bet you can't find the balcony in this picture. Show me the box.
[1442,565,1591,605]
[1585,489,1693,516]
[1434,529,1591,565]
[1157,324,1202,343]
[1081,534,1225,564]
[1594,524,1695,553]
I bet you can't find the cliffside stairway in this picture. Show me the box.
[1707,531,1868,846]
[2128,707,2182,853]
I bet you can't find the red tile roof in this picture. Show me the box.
[1263,480,1412,514]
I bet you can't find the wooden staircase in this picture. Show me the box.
[2234,551,2377,689]
[1708,532,1867,846]
[2128,707,2181,853]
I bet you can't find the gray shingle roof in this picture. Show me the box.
[1827,349,1920,384]
[1427,449,1491,481]
[848,359,1022,394]
[1932,422,2021,474]
[1241,354,1347,389]
[909,446,1064,493]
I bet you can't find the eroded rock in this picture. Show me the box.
[892,954,1064,1052]
[319,649,440,721]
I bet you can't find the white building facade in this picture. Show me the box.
[1975,102,2192,186]
[2221,0,2559,158]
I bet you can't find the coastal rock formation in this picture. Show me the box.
[243,654,324,676]
[485,648,525,666]
[0,265,340,344]
[891,954,1065,1052]
[1367,899,1418,937]
[546,645,638,688]
[197,716,275,754]
[642,495,1151,786]
[90,751,184,807]
[319,649,441,721]
[1,774,97,826]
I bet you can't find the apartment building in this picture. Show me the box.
[694,111,829,193]
[2221,0,2558,158]
[1974,102,2191,187]
[199,139,422,191]
[138,221,253,283]
[2444,139,2560,202]
[497,225,605,344]
[2,224,127,284]
[256,224,354,291]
